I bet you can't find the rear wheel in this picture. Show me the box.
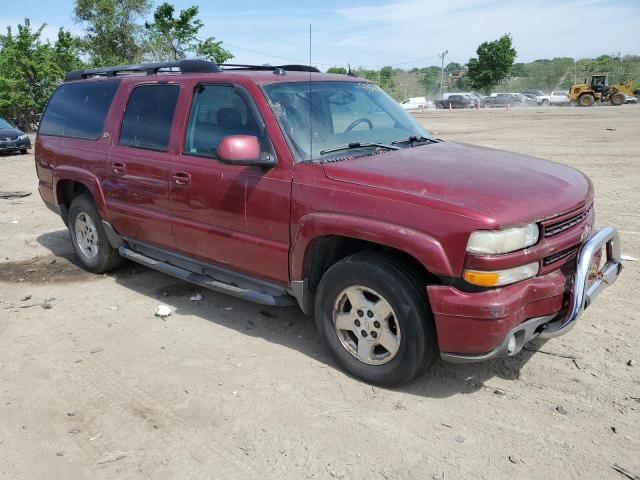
[435,103,443,110]
[68,195,123,273]
[314,252,438,386]
[418,105,425,112]
[541,99,549,106]
[20,149,28,154]
[578,94,595,107]
[484,102,492,108]
[610,92,625,106]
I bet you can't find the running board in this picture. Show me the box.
[118,247,296,307]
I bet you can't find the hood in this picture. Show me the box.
[321,142,592,227]
[0,127,24,138]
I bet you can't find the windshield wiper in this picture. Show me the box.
[391,135,439,146]
[319,142,400,156]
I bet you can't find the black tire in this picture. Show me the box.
[541,99,549,106]
[418,105,424,112]
[314,252,438,386]
[435,103,443,110]
[610,93,625,106]
[20,149,28,154]
[68,195,123,273]
[484,102,492,109]
[578,94,595,107]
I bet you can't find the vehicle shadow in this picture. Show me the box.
[35,229,546,399]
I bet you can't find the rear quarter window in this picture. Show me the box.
[39,80,120,139]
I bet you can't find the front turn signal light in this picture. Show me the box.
[463,262,539,287]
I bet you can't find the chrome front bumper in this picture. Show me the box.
[441,226,622,363]
[538,226,622,338]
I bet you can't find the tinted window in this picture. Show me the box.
[184,84,262,158]
[119,84,180,151]
[39,81,119,139]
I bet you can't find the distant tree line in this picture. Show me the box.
[0,0,233,128]
[328,34,640,100]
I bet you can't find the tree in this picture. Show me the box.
[466,34,517,93]
[419,66,441,97]
[0,20,83,129]
[74,0,151,65]
[144,2,233,63]
[327,66,347,74]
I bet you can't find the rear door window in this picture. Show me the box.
[119,84,180,151]
[39,80,120,139]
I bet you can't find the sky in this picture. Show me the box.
[2,0,639,69]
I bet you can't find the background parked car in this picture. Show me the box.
[624,95,638,104]
[399,97,434,112]
[0,117,31,154]
[483,93,519,108]
[521,89,545,97]
[536,91,571,106]
[435,94,476,109]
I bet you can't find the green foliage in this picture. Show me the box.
[327,67,347,74]
[74,0,151,65]
[466,34,517,93]
[0,19,83,129]
[196,37,233,64]
[419,66,441,97]
[144,2,232,63]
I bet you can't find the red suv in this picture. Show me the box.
[35,60,622,386]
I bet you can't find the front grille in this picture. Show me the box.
[544,208,589,238]
[0,136,18,142]
[543,246,579,266]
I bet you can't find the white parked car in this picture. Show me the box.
[399,97,434,112]
[536,91,570,106]
[624,95,638,104]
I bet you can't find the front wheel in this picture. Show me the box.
[610,93,625,106]
[68,195,123,273]
[314,253,438,386]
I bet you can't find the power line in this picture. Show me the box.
[222,41,443,69]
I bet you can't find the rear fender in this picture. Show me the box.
[53,166,109,220]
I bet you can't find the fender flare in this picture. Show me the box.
[290,213,454,280]
[53,166,110,220]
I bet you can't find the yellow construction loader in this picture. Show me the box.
[569,74,635,106]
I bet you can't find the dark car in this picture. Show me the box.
[0,117,31,154]
[35,60,622,386]
[435,94,476,109]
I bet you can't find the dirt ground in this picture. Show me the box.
[1,105,638,480]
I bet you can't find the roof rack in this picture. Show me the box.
[221,64,320,73]
[64,60,321,82]
[64,59,221,82]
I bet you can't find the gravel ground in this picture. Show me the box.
[0,105,638,480]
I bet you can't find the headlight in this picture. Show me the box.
[466,224,539,254]
[18,134,28,140]
[463,262,539,287]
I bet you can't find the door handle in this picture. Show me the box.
[172,171,191,186]
[112,161,126,175]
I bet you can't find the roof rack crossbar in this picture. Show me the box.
[221,64,320,73]
[64,59,221,82]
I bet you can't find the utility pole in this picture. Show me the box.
[439,50,448,99]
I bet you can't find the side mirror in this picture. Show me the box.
[217,135,275,167]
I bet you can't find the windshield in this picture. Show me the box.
[0,118,13,129]
[263,81,431,161]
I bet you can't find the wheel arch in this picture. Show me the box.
[290,214,451,313]
[54,169,109,223]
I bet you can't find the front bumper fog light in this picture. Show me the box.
[463,262,539,287]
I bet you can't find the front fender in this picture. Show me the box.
[53,166,110,220]
[290,212,454,280]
